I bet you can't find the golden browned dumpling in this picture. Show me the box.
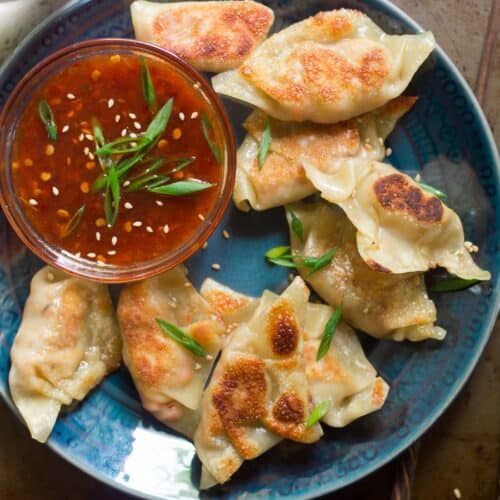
[117,265,226,438]
[235,96,416,211]
[131,0,274,72]
[9,266,121,443]
[213,9,434,123]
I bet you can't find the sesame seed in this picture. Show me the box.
[128,112,137,119]
[130,142,137,148]
[129,132,137,138]
[87,252,96,258]
[184,282,192,287]
[45,144,55,156]
[206,354,213,361]
[96,232,101,241]
[415,173,421,182]
[75,252,81,258]
[97,260,105,267]
[123,180,131,187]
[378,137,384,145]
[62,125,69,133]
[223,229,230,239]
[84,146,90,156]
[163,224,170,234]
[133,121,141,130]
[85,134,94,141]
[88,152,95,160]
[115,114,121,123]
[155,200,164,207]
[365,143,373,150]
[453,488,461,499]
[211,263,221,271]
[67,93,75,100]
[190,112,199,120]
[121,128,127,137]
[179,112,185,120]
[202,242,208,250]
[193,81,201,89]
[198,213,205,221]
[386,147,393,156]
[28,198,38,206]
[124,202,133,209]
[111,236,118,246]
[52,186,59,196]
[289,273,295,281]
[78,133,84,142]
[107,250,117,256]
[132,221,143,227]
[146,226,153,233]
[194,363,202,371]
[107,98,115,108]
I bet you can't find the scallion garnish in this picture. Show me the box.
[428,277,481,293]
[38,99,57,141]
[258,120,271,170]
[418,182,447,201]
[61,205,85,238]
[316,304,343,361]
[104,165,120,227]
[289,210,304,242]
[156,318,207,357]
[91,117,105,148]
[148,179,214,196]
[265,246,337,276]
[306,401,331,428]
[201,112,222,164]
[140,56,157,113]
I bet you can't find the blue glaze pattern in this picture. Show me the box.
[0,0,498,499]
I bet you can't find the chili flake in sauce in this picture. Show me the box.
[12,53,223,266]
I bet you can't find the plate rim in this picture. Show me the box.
[0,0,498,498]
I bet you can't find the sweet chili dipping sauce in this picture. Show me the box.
[12,53,223,266]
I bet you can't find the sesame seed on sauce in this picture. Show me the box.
[111,236,118,246]
[85,134,94,141]
[124,202,133,209]
[67,93,76,100]
[88,152,95,160]
[132,221,143,227]
[163,224,170,234]
[190,112,199,119]
[121,128,127,137]
[107,98,115,108]
[129,132,137,138]
[84,146,90,156]
[179,112,185,121]
[193,81,201,89]
[62,125,70,133]
[78,133,85,141]
[211,263,221,271]
[87,252,96,258]
[52,186,59,196]
[122,180,131,188]
[197,213,205,221]
[75,252,81,258]
[96,231,101,241]
[155,200,164,207]
[133,121,142,130]
[128,112,137,119]
[107,250,117,256]
[115,114,121,123]
[28,198,38,206]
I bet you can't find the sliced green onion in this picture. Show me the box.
[143,98,174,142]
[201,112,222,164]
[301,248,337,276]
[265,246,291,259]
[38,99,57,141]
[60,205,85,238]
[148,179,214,196]
[104,165,120,227]
[140,56,157,113]
[265,247,337,275]
[156,318,206,357]
[428,277,481,293]
[289,210,304,242]
[306,401,331,428]
[316,304,343,361]
[91,117,105,148]
[258,120,271,170]
[419,182,447,201]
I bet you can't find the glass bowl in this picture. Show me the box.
[0,38,236,283]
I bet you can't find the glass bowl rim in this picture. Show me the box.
[0,38,236,283]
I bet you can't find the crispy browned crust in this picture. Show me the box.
[272,392,305,423]
[266,300,299,356]
[203,288,250,316]
[374,174,444,223]
[149,1,274,72]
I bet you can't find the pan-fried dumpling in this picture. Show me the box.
[235,96,416,211]
[201,278,389,427]
[131,0,274,72]
[303,159,490,281]
[212,9,434,123]
[195,278,323,487]
[9,266,121,443]
[117,265,226,438]
[287,201,446,341]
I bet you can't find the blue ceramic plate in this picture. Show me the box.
[0,1,499,498]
